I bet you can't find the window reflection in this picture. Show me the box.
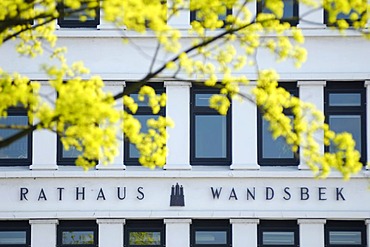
[129,115,158,158]
[0,231,27,245]
[195,231,227,245]
[62,231,95,245]
[195,115,226,158]
[329,93,361,106]
[0,115,28,160]
[329,231,362,245]
[329,115,361,153]
[263,232,295,245]
[262,117,294,159]
[258,0,298,25]
[129,232,161,245]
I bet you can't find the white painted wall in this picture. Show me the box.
[164,219,191,247]
[97,219,125,247]
[0,3,368,247]
[30,220,58,247]
[298,219,326,247]
[231,219,259,247]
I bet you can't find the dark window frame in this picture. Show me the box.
[0,107,32,166]
[125,220,165,247]
[325,220,367,247]
[124,85,165,166]
[190,87,232,165]
[58,1,100,28]
[0,221,30,247]
[324,82,367,164]
[57,220,98,247]
[257,82,299,166]
[257,0,299,26]
[190,8,233,27]
[190,220,231,247]
[258,220,299,247]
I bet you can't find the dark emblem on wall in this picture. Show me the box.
[170,183,185,207]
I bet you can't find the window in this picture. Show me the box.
[190,88,231,165]
[324,82,366,164]
[258,220,299,247]
[58,0,100,28]
[125,220,165,247]
[257,0,299,26]
[191,220,231,247]
[57,136,83,165]
[0,221,30,247]
[0,108,32,166]
[325,221,366,247]
[257,83,299,166]
[190,7,232,27]
[58,221,98,247]
[324,7,365,26]
[124,85,165,165]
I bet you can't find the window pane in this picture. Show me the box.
[131,94,162,107]
[129,115,156,158]
[263,232,295,245]
[195,94,213,107]
[62,146,82,158]
[262,118,294,158]
[283,0,294,19]
[0,116,28,159]
[195,115,226,158]
[0,231,27,244]
[195,231,227,245]
[194,8,229,22]
[329,93,361,106]
[329,231,362,245]
[261,0,295,20]
[63,3,95,21]
[329,115,361,153]
[62,231,95,245]
[129,231,161,245]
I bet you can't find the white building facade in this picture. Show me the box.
[0,1,369,247]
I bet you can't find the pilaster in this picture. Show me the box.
[230,84,260,170]
[97,219,126,247]
[297,81,326,170]
[298,219,326,247]
[29,219,58,247]
[230,219,259,247]
[97,82,126,170]
[164,219,192,247]
[163,81,192,170]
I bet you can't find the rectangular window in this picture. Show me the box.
[325,221,366,247]
[0,221,30,246]
[191,220,231,247]
[258,220,299,247]
[257,83,299,166]
[190,88,231,165]
[58,221,98,247]
[257,0,299,26]
[324,8,365,26]
[190,8,232,27]
[324,82,366,164]
[124,85,165,165]
[125,220,165,247]
[58,0,100,28]
[0,108,32,166]
[57,136,83,165]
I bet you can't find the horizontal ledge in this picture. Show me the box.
[0,210,368,220]
[0,167,367,179]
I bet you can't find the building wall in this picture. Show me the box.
[0,1,369,247]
